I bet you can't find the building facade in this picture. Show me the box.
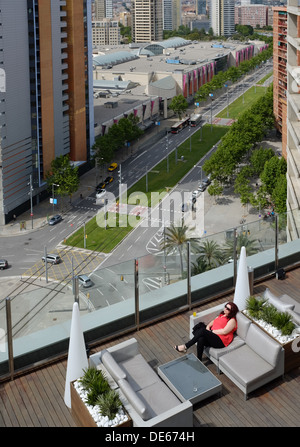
[131,0,163,43]
[95,0,113,20]
[163,0,182,31]
[286,0,300,239]
[209,0,235,37]
[0,0,94,225]
[92,19,121,46]
[273,7,287,156]
[235,5,269,28]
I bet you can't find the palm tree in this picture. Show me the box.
[191,257,208,276]
[197,240,226,270]
[161,222,200,277]
[224,233,259,260]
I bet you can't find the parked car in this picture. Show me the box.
[96,189,106,199]
[202,175,211,186]
[104,176,113,184]
[108,162,118,172]
[198,183,207,192]
[181,203,188,212]
[78,274,93,288]
[96,182,106,190]
[42,254,61,265]
[0,259,8,270]
[48,214,62,225]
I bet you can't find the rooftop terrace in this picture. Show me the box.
[1,267,299,427]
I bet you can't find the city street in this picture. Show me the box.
[0,61,274,312]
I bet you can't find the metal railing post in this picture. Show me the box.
[44,246,48,283]
[275,214,278,272]
[187,242,191,309]
[233,228,237,286]
[134,259,139,330]
[74,276,79,309]
[5,297,14,381]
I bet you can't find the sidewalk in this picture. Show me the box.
[0,113,277,238]
[0,115,173,237]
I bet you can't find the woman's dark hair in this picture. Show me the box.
[221,302,239,319]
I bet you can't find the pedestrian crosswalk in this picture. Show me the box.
[142,276,163,291]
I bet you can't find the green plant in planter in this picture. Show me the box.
[260,303,278,325]
[245,296,267,319]
[79,367,110,406]
[273,312,295,336]
[96,389,123,420]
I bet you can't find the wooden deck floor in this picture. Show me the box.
[0,268,299,428]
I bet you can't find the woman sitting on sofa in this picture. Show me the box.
[174,302,239,361]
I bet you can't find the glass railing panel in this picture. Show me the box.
[2,208,300,378]
[0,298,9,376]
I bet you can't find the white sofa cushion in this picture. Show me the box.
[245,324,281,368]
[236,312,252,340]
[264,288,295,312]
[101,350,126,382]
[137,381,181,418]
[118,378,150,420]
[119,353,159,391]
[205,335,245,361]
[219,344,275,388]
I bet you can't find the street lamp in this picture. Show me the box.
[209,93,213,132]
[224,84,229,118]
[165,131,169,173]
[52,183,59,213]
[28,174,34,229]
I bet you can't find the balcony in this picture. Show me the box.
[0,270,299,427]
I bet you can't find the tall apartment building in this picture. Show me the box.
[92,19,121,46]
[235,5,268,28]
[0,0,94,225]
[273,7,287,156]
[131,0,163,43]
[209,0,235,37]
[196,0,207,16]
[286,0,300,239]
[163,0,182,30]
[95,0,113,20]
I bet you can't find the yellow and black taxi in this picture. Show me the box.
[108,162,118,172]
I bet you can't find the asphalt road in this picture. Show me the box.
[0,61,274,310]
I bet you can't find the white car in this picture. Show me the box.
[198,183,207,192]
[192,190,199,198]
[78,274,93,288]
[96,189,106,199]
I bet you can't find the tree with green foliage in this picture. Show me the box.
[224,233,259,259]
[271,174,287,213]
[236,25,254,36]
[250,147,275,176]
[169,95,189,120]
[260,156,286,195]
[46,155,80,206]
[93,113,143,166]
[161,222,200,277]
[195,240,226,270]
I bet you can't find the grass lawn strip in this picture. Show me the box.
[65,124,229,252]
[216,86,265,120]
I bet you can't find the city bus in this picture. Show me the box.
[170,117,190,134]
[189,113,202,127]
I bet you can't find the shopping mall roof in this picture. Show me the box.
[93,51,139,67]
